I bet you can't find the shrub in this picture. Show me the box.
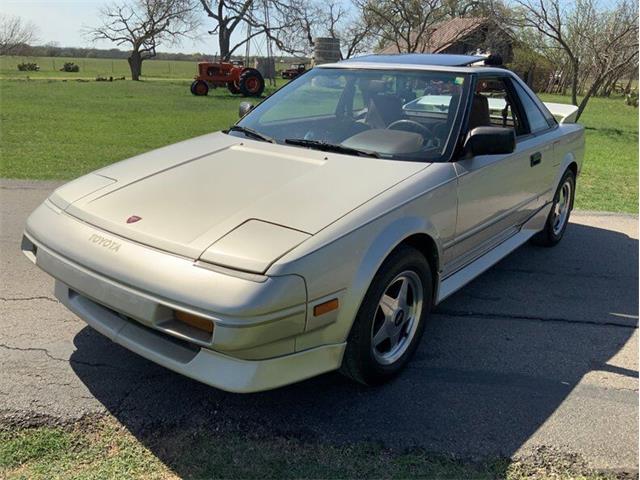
[60,62,80,72]
[17,62,39,71]
[625,91,639,107]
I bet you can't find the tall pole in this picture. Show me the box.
[263,0,275,85]
[244,3,252,65]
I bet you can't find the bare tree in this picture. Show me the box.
[507,0,638,119]
[341,15,376,59]
[281,0,374,58]
[441,0,491,17]
[357,0,445,53]
[200,0,256,60]
[0,14,38,55]
[199,0,298,60]
[89,0,198,80]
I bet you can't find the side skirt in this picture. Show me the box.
[435,203,550,304]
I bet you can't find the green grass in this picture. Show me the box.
[0,416,618,480]
[540,94,638,213]
[0,77,637,212]
[0,55,199,80]
[0,79,284,179]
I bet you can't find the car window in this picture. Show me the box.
[512,81,552,133]
[470,78,525,135]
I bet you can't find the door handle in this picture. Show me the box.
[530,152,542,167]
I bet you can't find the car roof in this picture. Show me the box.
[339,53,485,67]
[317,53,511,75]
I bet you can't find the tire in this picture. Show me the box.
[531,169,576,247]
[239,69,265,97]
[340,246,433,386]
[227,82,241,94]
[191,80,208,96]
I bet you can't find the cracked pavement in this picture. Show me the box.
[1,179,638,474]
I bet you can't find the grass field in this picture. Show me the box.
[0,416,618,480]
[540,94,638,213]
[0,55,199,80]
[0,74,637,213]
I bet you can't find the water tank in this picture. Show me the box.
[314,37,341,65]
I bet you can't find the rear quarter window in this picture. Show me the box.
[513,81,553,133]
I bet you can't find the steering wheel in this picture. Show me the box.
[388,119,441,149]
[387,119,432,138]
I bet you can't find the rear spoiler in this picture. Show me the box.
[543,102,579,124]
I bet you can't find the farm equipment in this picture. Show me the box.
[281,63,306,79]
[190,61,265,97]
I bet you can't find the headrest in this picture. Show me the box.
[359,79,386,94]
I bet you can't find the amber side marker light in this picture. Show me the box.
[313,298,339,317]
[174,310,214,334]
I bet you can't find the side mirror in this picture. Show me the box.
[463,126,515,156]
[239,101,254,118]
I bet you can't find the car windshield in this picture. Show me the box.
[232,68,468,161]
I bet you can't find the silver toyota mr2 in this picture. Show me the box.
[22,54,584,392]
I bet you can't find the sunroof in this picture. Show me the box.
[339,53,486,67]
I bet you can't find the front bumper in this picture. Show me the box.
[22,201,345,392]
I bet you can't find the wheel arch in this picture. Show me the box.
[558,154,578,210]
[341,217,443,334]
[396,233,439,301]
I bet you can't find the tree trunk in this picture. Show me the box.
[576,76,604,121]
[219,26,231,60]
[128,51,143,81]
[570,59,579,106]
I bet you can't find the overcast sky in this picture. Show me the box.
[2,0,233,55]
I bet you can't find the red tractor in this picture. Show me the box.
[190,61,265,97]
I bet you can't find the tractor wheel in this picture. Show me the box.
[238,69,265,97]
[191,80,209,96]
[227,82,241,94]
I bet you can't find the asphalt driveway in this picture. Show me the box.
[1,179,637,475]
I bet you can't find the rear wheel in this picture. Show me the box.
[531,169,576,247]
[191,80,209,96]
[340,246,432,386]
[239,69,265,97]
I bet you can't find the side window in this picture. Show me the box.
[512,81,553,133]
[470,78,525,136]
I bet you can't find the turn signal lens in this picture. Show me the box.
[313,298,339,317]
[174,310,214,334]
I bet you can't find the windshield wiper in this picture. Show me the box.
[226,125,275,143]
[284,138,380,158]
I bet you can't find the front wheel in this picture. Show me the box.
[340,246,432,386]
[531,169,576,247]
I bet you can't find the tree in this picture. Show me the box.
[199,0,298,60]
[0,14,38,55]
[89,0,198,80]
[356,0,445,53]
[281,0,375,59]
[507,0,638,119]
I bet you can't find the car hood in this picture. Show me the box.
[52,132,428,272]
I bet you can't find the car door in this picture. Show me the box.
[509,78,559,208]
[449,75,536,273]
